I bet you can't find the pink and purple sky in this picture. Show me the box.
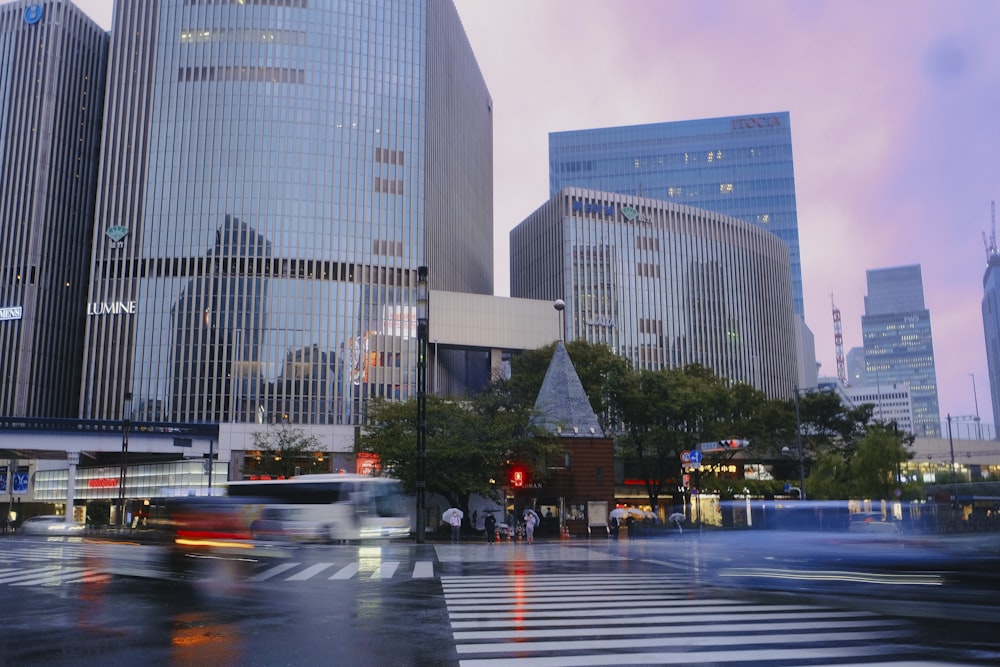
[62,0,1000,429]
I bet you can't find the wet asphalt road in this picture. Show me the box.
[2,532,1000,666]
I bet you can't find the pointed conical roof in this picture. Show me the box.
[530,341,605,438]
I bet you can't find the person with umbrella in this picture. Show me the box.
[443,508,463,544]
[523,509,539,544]
[484,510,497,544]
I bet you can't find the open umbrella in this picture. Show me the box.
[668,512,685,533]
[442,508,464,522]
[625,507,646,519]
[523,509,540,524]
[608,507,628,521]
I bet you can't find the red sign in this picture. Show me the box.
[88,478,118,488]
[357,452,381,476]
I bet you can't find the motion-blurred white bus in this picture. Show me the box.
[226,473,410,542]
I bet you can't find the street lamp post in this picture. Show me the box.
[415,266,429,544]
[969,373,982,440]
[118,392,132,527]
[946,413,958,506]
[793,385,806,500]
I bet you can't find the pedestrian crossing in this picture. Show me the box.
[441,572,941,666]
[248,559,434,582]
[0,557,436,587]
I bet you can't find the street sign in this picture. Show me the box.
[680,450,691,464]
[689,450,703,465]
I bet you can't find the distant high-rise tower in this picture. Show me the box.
[80,0,492,425]
[548,113,804,318]
[0,1,108,417]
[981,202,1000,437]
[861,265,941,437]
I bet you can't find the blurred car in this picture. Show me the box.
[18,515,85,535]
[848,511,901,534]
[249,506,318,542]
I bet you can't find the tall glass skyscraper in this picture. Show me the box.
[981,229,1000,436]
[0,0,108,417]
[861,265,941,437]
[80,0,492,425]
[548,113,804,318]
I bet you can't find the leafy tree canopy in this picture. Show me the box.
[250,423,324,478]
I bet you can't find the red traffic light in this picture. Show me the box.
[511,469,525,488]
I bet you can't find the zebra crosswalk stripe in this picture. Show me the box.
[329,562,359,579]
[442,573,917,667]
[412,561,434,578]
[248,562,301,581]
[8,567,93,586]
[287,562,336,581]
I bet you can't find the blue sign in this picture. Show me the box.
[572,199,616,217]
[0,466,6,493]
[689,450,703,465]
[12,470,28,494]
[24,5,44,24]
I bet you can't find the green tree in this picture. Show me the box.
[360,393,558,515]
[848,423,914,499]
[804,449,850,500]
[614,364,733,509]
[250,423,323,478]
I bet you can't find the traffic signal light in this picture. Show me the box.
[719,439,749,449]
[511,468,525,488]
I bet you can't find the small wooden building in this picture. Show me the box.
[520,341,615,537]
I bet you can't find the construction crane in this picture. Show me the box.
[831,292,848,388]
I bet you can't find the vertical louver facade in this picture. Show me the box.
[80,0,492,425]
[511,188,798,400]
[0,0,108,417]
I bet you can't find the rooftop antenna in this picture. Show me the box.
[831,292,848,388]
[983,200,996,263]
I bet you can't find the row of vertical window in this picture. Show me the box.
[180,29,307,45]
[95,257,411,282]
[374,147,405,165]
[178,66,306,83]
[184,0,307,7]
[373,176,405,195]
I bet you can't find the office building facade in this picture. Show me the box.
[80,0,493,426]
[510,188,798,399]
[820,379,915,435]
[548,113,805,318]
[0,0,108,417]
[861,265,941,437]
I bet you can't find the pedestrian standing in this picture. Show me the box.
[484,512,497,544]
[449,511,462,544]
[525,511,537,544]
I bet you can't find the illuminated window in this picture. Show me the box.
[720,183,733,193]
